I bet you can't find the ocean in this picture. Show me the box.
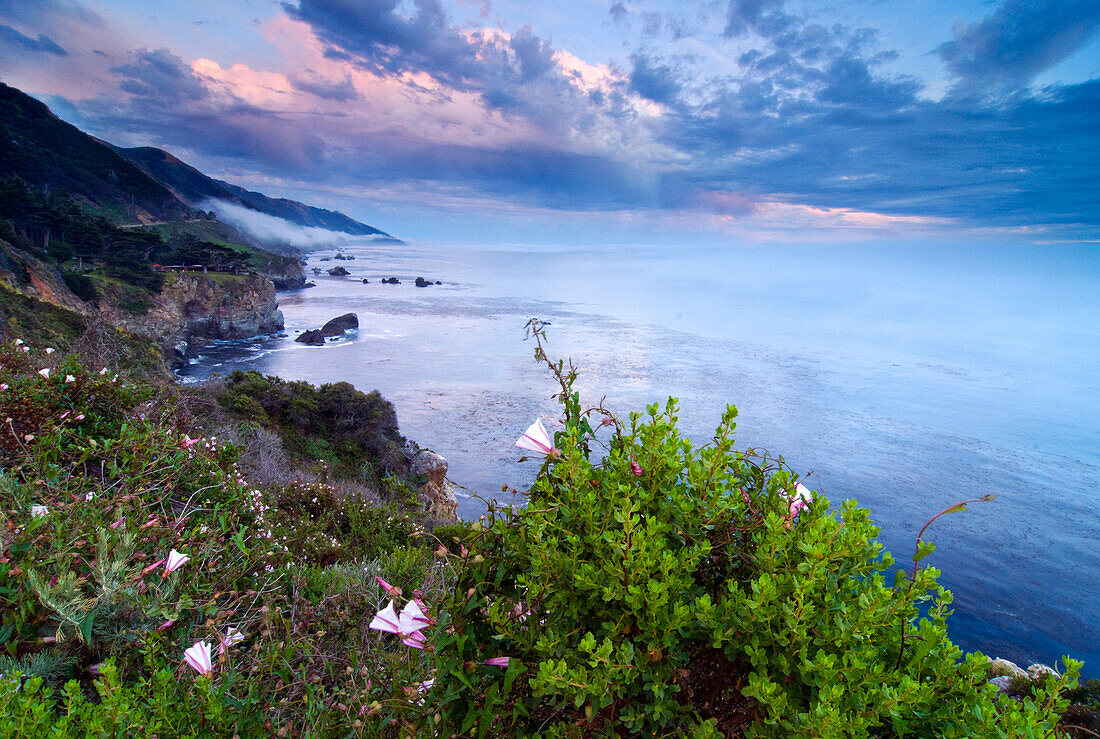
[178,238,1100,673]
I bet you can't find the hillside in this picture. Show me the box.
[0,81,394,241]
[0,82,192,223]
[114,145,390,237]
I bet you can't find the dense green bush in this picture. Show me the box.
[216,370,407,482]
[427,322,1080,737]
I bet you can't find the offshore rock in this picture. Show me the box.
[327,266,350,276]
[320,312,358,337]
[295,329,325,345]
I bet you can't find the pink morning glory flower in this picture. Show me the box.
[515,418,560,459]
[369,599,432,649]
[219,627,245,656]
[162,549,189,577]
[37,368,49,379]
[484,657,511,667]
[788,482,813,518]
[375,576,401,597]
[183,641,213,677]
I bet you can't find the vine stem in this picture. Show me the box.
[895,494,995,670]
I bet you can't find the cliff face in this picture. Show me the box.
[257,257,306,290]
[103,273,283,364]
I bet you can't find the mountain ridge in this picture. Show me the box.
[0,81,394,240]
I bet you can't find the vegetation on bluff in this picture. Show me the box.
[0,323,1094,736]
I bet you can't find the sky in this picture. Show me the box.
[0,0,1097,244]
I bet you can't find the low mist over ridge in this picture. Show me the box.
[202,198,356,250]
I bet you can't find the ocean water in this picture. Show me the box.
[178,239,1100,673]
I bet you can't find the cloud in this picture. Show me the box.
[113,48,207,102]
[289,69,359,100]
[723,0,788,38]
[1,0,1097,239]
[939,0,1100,96]
[203,198,352,248]
[629,54,679,105]
[0,25,66,55]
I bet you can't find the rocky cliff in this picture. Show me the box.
[102,272,283,365]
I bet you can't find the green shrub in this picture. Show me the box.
[428,321,1080,737]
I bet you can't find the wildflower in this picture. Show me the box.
[37,368,49,379]
[789,482,813,518]
[89,663,105,675]
[99,367,108,375]
[219,627,245,656]
[23,434,34,442]
[14,339,22,346]
[158,619,176,631]
[183,641,213,677]
[630,460,643,476]
[163,549,190,577]
[515,418,561,459]
[75,414,84,420]
[375,576,401,597]
[110,517,127,529]
[31,505,48,518]
[45,348,54,354]
[84,491,95,501]
[484,657,511,667]
[0,384,7,391]
[65,375,75,383]
[369,600,432,649]
[141,558,165,576]
[181,435,200,449]
[21,346,28,353]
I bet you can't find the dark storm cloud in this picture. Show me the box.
[0,25,67,55]
[939,0,1100,96]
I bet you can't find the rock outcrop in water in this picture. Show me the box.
[321,312,358,336]
[295,329,325,345]
[295,313,359,345]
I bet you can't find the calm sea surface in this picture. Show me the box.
[179,239,1100,673]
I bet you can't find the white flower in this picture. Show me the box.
[163,549,190,577]
[219,627,246,656]
[45,348,54,354]
[37,368,49,379]
[514,418,560,458]
[64,375,75,383]
[30,505,49,518]
[183,641,213,677]
[14,339,22,346]
[99,367,108,375]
